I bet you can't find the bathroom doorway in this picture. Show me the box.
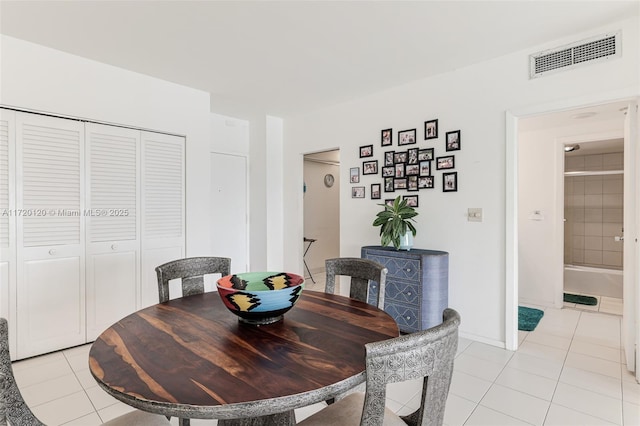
[514,98,638,378]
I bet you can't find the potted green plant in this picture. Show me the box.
[372,196,418,250]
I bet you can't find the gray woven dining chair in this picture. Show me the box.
[325,257,387,309]
[155,256,231,303]
[298,308,461,426]
[0,318,171,426]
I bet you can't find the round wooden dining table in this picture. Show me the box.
[88,290,399,425]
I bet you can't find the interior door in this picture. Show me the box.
[0,109,17,357]
[210,152,248,280]
[15,112,85,358]
[623,101,639,378]
[140,131,185,307]
[85,123,140,340]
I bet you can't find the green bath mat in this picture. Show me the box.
[563,293,598,306]
[518,306,544,331]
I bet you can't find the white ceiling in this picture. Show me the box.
[0,1,638,119]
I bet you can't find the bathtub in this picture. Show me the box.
[564,265,623,299]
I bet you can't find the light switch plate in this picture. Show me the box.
[468,208,482,222]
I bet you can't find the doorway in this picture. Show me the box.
[303,150,340,290]
[511,99,638,377]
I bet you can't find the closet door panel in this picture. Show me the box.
[0,109,16,356]
[86,250,137,339]
[141,132,184,308]
[85,123,139,339]
[16,112,85,359]
[141,246,183,307]
[20,257,83,356]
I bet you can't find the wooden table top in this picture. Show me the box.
[88,290,398,420]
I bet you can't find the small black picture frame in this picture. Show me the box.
[405,164,419,176]
[360,145,373,158]
[384,151,395,166]
[445,130,461,152]
[436,155,455,170]
[407,148,419,165]
[424,119,438,140]
[384,177,394,192]
[352,186,365,198]
[384,198,395,207]
[403,194,419,207]
[371,183,381,199]
[394,163,405,178]
[407,175,419,191]
[394,178,408,190]
[394,151,407,164]
[382,166,394,177]
[381,129,392,146]
[443,172,458,192]
[418,148,434,161]
[418,176,434,189]
[363,160,378,175]
[419,160,431,176]
[398,129,417,146]
[350,167,360,183]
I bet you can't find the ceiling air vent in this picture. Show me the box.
[530,31,620,78]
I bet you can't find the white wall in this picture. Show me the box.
[247,114,286,272]
[266,116,284,270]
[0,35,212,256]
[284,17,639,345]
[518,118,624,307]
[210,113,249,155]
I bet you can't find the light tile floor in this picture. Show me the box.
[11,272,640,425]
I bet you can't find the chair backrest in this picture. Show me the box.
[155,256,231,303]
[0,318,45,426]
[324,258,387,309]
[361,308,460,426]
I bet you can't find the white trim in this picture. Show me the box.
[459,332,506,349]
[554,138,565,308]
[505,111,519,351]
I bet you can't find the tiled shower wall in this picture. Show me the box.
[564,152,624,269]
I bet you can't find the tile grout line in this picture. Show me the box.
[62,350,105,425]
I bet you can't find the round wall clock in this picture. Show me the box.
[324,174,335,188]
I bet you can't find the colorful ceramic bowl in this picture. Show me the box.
[216,272,305,325]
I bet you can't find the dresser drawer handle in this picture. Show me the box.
[407,291,412,296]
[405,268,412,272]
[406,316,412,320]
[48,249,57,256]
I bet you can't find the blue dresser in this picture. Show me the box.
[361,246,449,333]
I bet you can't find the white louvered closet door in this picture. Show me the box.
[0,109,17,357]
[15,112,85,358]
[140,131,185,307]
[85,123,140,340]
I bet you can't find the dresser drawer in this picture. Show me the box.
[385,301,420,333]
[368,279,420,307]
[366,254,421,281]
[385,279,420,305]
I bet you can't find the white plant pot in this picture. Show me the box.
[399,231,414,251]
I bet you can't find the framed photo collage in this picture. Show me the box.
[351,119,460,202]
